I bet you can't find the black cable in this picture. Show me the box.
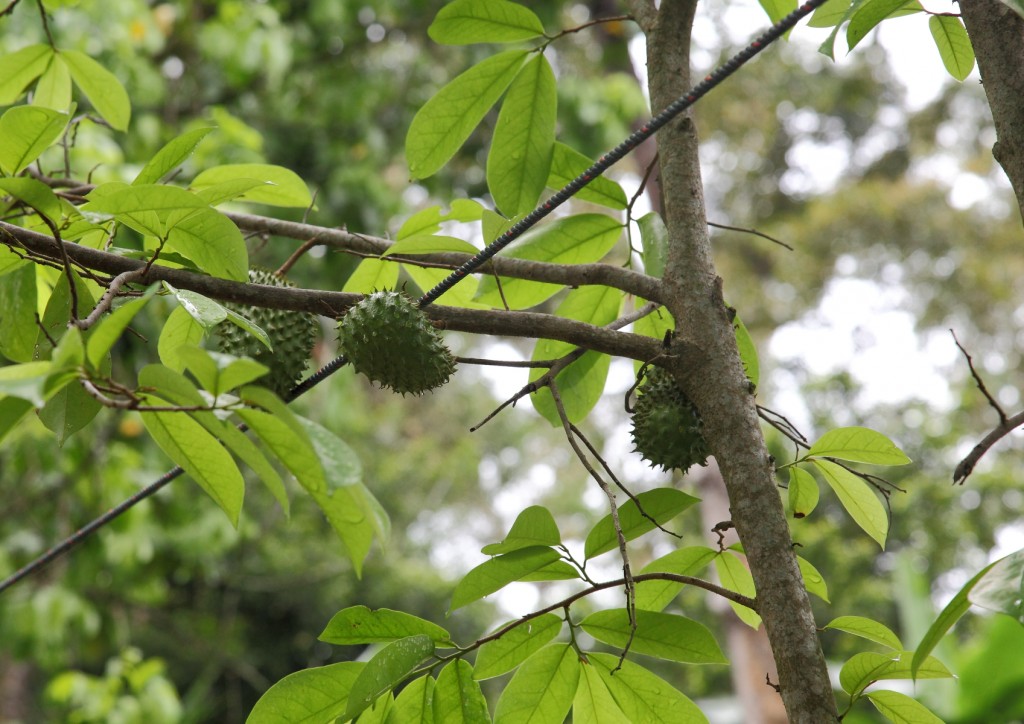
[0,0,828,596]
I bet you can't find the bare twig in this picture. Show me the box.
[954,409,1024,484]
[708,220,793,250]
[952,329,1007,424]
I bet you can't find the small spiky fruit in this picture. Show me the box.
[338,291,455,395]
[630,366,709,472]
[214,268,318,396]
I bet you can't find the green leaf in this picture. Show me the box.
[788,466,819,518]
[0,396,34,444]
[358,695,395,724]
[164,207,248,281]
[547,143,627,210]
[584,488,699,560]
[429,0,545,45]
[493,644,579,724]
[35,269,94,361]
[486,54,556,216]
[0,264,38,363]
[193,178,272,207]
[798,555,830,603]
[237,389,327,494]
[165,285,271,352]
[158,306,208,372]
[60,49,131,130]
[0,44,52,105]
[0,362,52,406]
[397,200,484,240]
[191,164,312,208]
[847,0,922,51]
[635,546,717,611]
[85,291,155,368]
[866,689,944,724]
[482,505,561,555]
[389,675,435,724]
[346,635,435,720]
[590,652,707,723]
[475,214,622,309]
[808,0,852,27]
[474,613,562,681]
[0,105,68,175]
[382,235,480,257]
[807,426,911,465]
[967,547,1024,622]
[825,616,902,651]
[530,285,621,425]
[403,264,486,310]
[247,661,363,724]
[83,184,208,216]
[406,49,529,179]
[321,606,453,647]
[758,0,796,24]
[433,660,489,724]
[33,54,72,108]
[517,560,579,582]
[573,660,630,724]
[840,651,952,696]
[0,244,29,277]
[928,15,975,82]
[813,459,889,548]
[714,552,761,628]
[39,377,100,447]
[0,177,64,225]
[636,211,667,277]
[733,313,759,388]
[134,127,215,185]
[450,546,561,611]
[580,609,727,664]
[343,257,400,294]
[141,397,245,525]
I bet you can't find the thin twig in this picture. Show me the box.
[954,409,1024,484]
[952,329,1007,424]
[708,221,793,250]
[456,357,553,369]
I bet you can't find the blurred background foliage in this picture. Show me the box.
[1,0,1023,722]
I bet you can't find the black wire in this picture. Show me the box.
[0,0,828,596]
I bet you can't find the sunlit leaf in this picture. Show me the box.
[429,0,545,44]
[343,257,400,294]
[433,660,489,724]
[61,49,131,130]
[840,651,952,696]
[391,675,435,724]
[474,613,562,681]
[866,689,944,723]
[0,177,64,225]
[134,127,215,185]
[320,606,452,647]
[807,426,911,465]
[573,662,630,724]
[0,105,68,175]
[0,44,52,104]
[713,553,761,628]
[191,164,312,208]
[590,653,707,723]
[813,459,889,548]
[493,644,579,724]
[788,466,819,518]
[825,615,902,650]
[247,662,363,724]
[635,546,717,611]
[928,15,975,82]
[482,505,561,555]
[547,143,627,210]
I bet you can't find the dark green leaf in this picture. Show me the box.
[493,644,579,724]
[345,635,435,720]
[246,661,363,724]
[450,546,561,611]
[580,609,727,664]
[433,660,489,724]
[474,613,562,681]
[38,380,100,447]
[429,0,545,45]
[584,488,699,560]
[0,264,39,363]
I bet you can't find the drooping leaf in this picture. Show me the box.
[0,264,39,363]
[866,689,944,724]
[61,49,131,130]
[33,52,72,108]
[432,660,489,724]
[928,15,975,82]
[807,426,911,465]
[482,505,561,555]
[134,127,215,185]
[846,0,922,51]
[547,143,627,210]
[493,644,579,724]
[237,388,326,494]
[0,44,52,104]
[813,459,889,548]
[967,547,1024,623]
[38,378,100,447]
[429,0,545,45]
[487,54,556,216]
[825,616,903,651]
[474,613,562,681]
[450,546,561,611]
[246,662,364,724]
[788,466,819,518]
[191,164,312,208]
[580,609,727,664]
[714,552,761,628]
[406,50,529,179]
[584,488,699,560]
[0,105,69,175]
[320,606,452,647]
[635,546,717,611]
[590,652,707,723]
[345,635,435,720]
[530,285,621,425]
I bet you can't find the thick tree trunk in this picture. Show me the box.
[630,2,839,721]
[959,0,1024,223]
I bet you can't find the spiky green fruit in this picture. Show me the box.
[338,291,455,395]
[630,366,709,472]
[214,268,318,396]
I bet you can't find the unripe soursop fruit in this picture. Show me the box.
[337,291,455,395]
[213,268,318,396]
[630,365,709,472]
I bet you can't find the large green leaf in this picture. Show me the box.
[390,675,435,724]
[343,257,400,294]
[134,127,215,185]
[428,0,545,45]
[589,652,707,723]
[867,689,944,723]
[165,206,249,281]
[450,546,561,611]
[473,613,562,681]
[0,264,39,363]
[573,660,630,724]
[825,616,902,651]
[0,44,52,104]
[247,662,364,724]
[482,505,561,555]
[580,609,727,664]
[61,49,131,130]
[807,426,911,465]
[345,635,435,720]
[237,388,326,494]
[0,177,64,225]
[0,397,34,445]
[547,143,627,210]
[493,644,579,724]
[486,54,556,217]
[0,105,68,175]
[406,49,529,179]
[141,397,245,525]
[967,547,1024,622]
[475,214,622,309]
[928,15,975,82]
[840,651,952,696]
[432,660,489,724]
[191,164,312,208]
[813,459,889,548]
[85,291,155,368]
[584,488,699,560]
[635,546,717,611]
[320,606,452,647]
[714,552,761,628]
[530,285,621,425]
[847,0,922,51]
[158,306,207,373]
